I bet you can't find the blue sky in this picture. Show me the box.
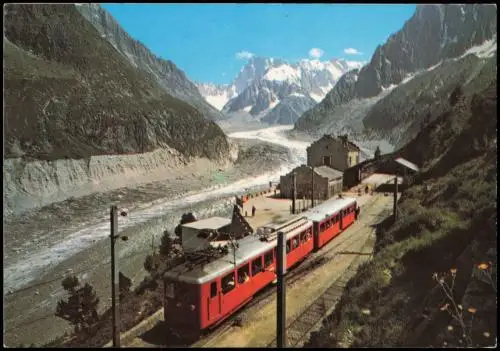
[101,4,416,85]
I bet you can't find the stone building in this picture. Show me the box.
[306,134,361,171]
[280,165,343,200]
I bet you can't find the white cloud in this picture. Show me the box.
[344,48,363,55]
[236,51,254,60]
[308,48,324,59]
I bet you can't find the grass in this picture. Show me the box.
[305,83,497,348]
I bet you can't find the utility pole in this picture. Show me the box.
[110,205,129,348]
[311,166,315,208]
[110,205,120,348]
[277,231,286,348]
[393,176,398,221]
[292,172,297,215]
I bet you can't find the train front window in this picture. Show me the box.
[165,281,175,299]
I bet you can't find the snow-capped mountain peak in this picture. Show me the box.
[196,56,366,125]
[262,64,302,84]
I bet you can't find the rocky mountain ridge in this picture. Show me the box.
[75,3,226,122]
[197,56,365,124]
[294,4,497,148]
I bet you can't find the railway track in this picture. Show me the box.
[191,195,390,348]
[265,236,374,348]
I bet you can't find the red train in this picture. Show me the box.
[163,196,358,339]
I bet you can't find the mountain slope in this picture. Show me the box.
[75,3,226,122]
[4,4,229,161]
[363,49,497,147]
[294,4,497,147]
[307,79,497,348]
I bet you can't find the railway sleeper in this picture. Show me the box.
[292,319,316,331]
[295,316,319,328]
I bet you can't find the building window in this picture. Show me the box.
[356,154,359,164]
[349,156,352,166]
[323,156,331,166]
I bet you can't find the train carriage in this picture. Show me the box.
[163,196,358,339]
[301,196,358,250]
[163,216,313,336]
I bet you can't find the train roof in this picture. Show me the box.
[164,218,313,285]
[301,196,357,222]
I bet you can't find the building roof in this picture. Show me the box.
[314,166,343,181]
[308,134,361,153]
[182,217,231,230]
[284,165,343,181]
[395,157,420,172]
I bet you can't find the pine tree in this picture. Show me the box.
[160,230,175,257]
[374,146,381,159]
[55,275,100,335]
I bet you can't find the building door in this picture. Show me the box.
[323,156,331,166]
[208,281,220,320]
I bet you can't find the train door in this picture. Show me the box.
[313,222,320,250]
[207,280,220,321]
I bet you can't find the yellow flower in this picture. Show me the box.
[483,332,490,338]
[440,303,450,311]
[458,304,463,310]
[450,268,457,275]
[361,308,371,315]
[467,307,477,314]
[447,325,454,331]
[478,263,489,270]
[432,272,438,280]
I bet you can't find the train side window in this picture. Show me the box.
[222,272,235,294]
[264,251,273,268]
[237,264,250,284]
[210,281,217,298]
[320,223,325,232]
[286,240,291,253]
[252,256,263,276]
[300,231,307,243]
[292,237,299,250]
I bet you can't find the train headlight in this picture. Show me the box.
[190,304,196,311]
